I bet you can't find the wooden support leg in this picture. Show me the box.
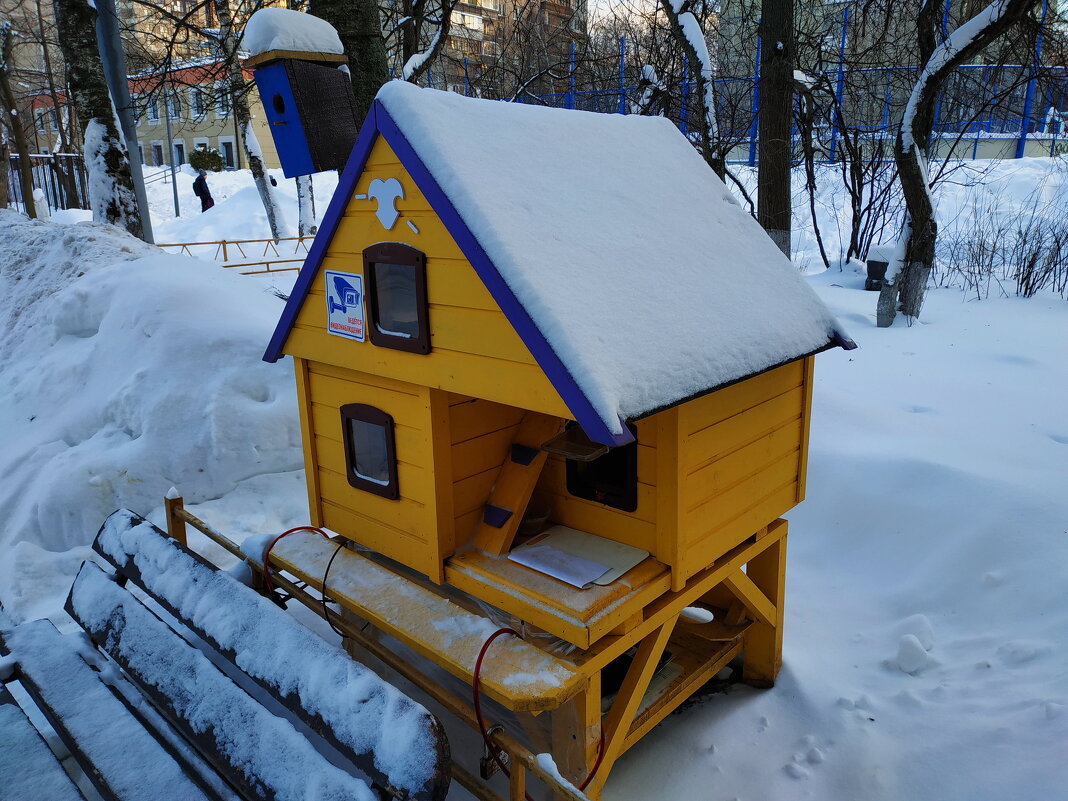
[164,494,187,546]
[550,673,601,796]
[740,524,787,688]
[509,762,526,801]
[586,617,678,798]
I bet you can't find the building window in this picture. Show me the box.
[215,82,230,117]
[173,142,186,165]
[565,423,638,512]
[190,87,206,118]
[340,404,399,499]
[166,92,182,120]
[364,242,430,354]
[146,98,159,122]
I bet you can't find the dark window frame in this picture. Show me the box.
[363,242,430,354]
[340,403,399,500]
[565,423,639,512]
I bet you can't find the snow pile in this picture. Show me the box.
[95,509,444,796]
[605,276,1068,801]
[376,82,847,438]
[243,8,344,57]
[0,210,301,554]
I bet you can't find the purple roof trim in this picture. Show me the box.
[262,97,633,447]
[374,108,633,447]
[263,103,382,363]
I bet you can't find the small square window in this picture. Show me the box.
[340,404,399,499]
[565,423,638,512]
[364,243,430,354]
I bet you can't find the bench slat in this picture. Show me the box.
[269,530,584,712]
[0,620,217,801]
[66,561,378,801]
[0,685,86,801]
[92,509,449,801]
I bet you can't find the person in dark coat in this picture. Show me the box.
[193,169,214,212]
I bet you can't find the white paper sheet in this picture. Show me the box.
[507,544,610,589]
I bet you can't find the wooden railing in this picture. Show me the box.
[156,236,313,275]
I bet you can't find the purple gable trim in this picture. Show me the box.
[261,96,632,447]
[263,103,383,363]
[374,108,633,448]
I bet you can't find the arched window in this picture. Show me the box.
[340,404,399,500]
[363,243,430,354]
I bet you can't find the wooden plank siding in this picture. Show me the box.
[446,396,525,549]
[282,135,571,420]
[536,416,661,556]
[674,360,811,584]
[302,361,446,582]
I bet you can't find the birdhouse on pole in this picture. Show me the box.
[243,8,358,177]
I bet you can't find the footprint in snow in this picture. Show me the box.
[783,735,827,779]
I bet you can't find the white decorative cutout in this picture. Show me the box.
[366,178,405,230]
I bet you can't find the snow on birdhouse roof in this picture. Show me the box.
[243,8,344,58]
[265,82,853,446]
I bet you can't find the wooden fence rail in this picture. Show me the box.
[156,236,313,275]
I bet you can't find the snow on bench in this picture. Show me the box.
[0,619,217,801]
[66,561,378,801]
[91,509,448,801]
[269,530,583,712]
[0,684,86,801]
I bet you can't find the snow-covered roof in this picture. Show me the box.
[243,8,344,58]
[266,82,853,445]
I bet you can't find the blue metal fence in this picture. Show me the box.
[458,19,1068,163]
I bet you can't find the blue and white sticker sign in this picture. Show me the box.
[324,270,365,341]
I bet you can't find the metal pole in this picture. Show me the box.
[828,6,849,163]
[163,75,180,217]
[748,30,761,167]
[463,57,469,96]
[680,55,689,135]
[95,0,154,241]
[1016,0,1048,158]
[567,42,575,110]
[618,36,625,114]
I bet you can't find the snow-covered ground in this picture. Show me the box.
[1,157,1066,800]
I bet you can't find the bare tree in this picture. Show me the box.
[0,20,36,217]
[878,0,1041,326]
[660,0,724,176]
[213,0,288,239]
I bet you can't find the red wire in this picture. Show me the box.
[261,526,330,593]
[473,628,605,799]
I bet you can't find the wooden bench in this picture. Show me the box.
[0,509,450,801]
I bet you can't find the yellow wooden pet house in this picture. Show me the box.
[263,81,854,797]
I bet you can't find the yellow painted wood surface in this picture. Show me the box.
[537,415,661,556]
[281,136,571,419]
[269,531,584,711]
[673,361,809,583]
[471,412,563,556]
[293,357,324,527]
[303,360,445,581]
[445,551,670,648]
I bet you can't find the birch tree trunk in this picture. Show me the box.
[51,0,143,237]
[214,0,287,239]
[660,0,725,178]
[296,174,316,236]
[880,0,1037,326]
[1,22,37,218]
